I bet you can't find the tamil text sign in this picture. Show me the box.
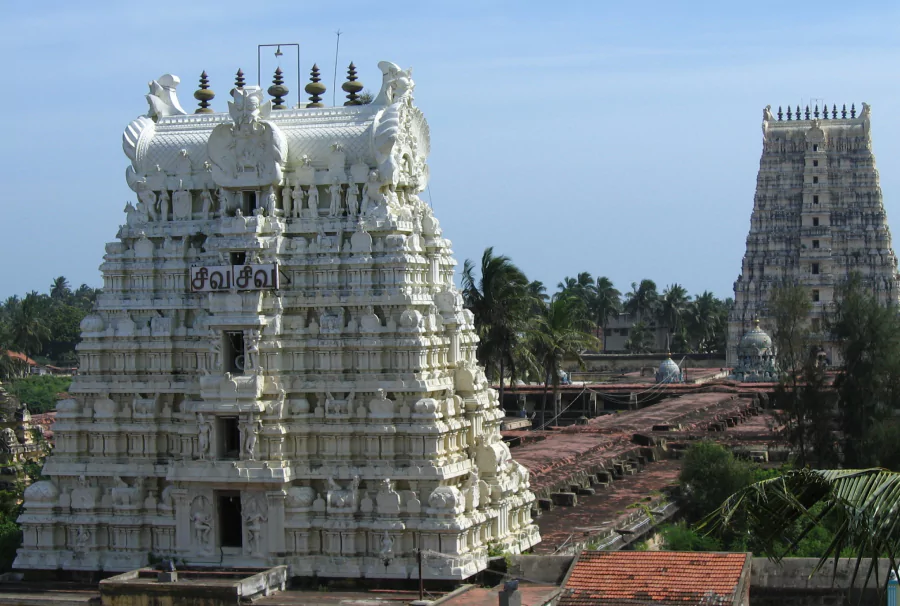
[189,264,280,292]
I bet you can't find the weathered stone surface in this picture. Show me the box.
[729,104,900,366]
[15,60,539,579]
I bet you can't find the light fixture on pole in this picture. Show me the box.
[257,43,301,108]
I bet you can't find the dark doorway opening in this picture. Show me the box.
[218,492,242,548]
[219,416,240,459]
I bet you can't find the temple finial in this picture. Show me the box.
[268,67,289,110]
[851,103,857,118]
[305,64,325,108]
[193,71,215,114]
[842,104,847,119]
[235,69,245,90]
[804,105,810,120]
[832,104,837,119]
[342,62,364,106]
[777,106,783,121]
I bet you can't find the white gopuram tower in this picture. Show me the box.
[728,103,900,366]
[15,61,539,578]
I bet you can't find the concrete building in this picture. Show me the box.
[601,313,668,353]
[15,60,538,578]
[728,103,900,366]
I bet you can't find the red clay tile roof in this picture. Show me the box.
[5,351,36,365]
[560,551,748,605]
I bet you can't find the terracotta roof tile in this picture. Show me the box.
[559,551,748,605]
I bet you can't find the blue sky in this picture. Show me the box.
[2,1,899,300]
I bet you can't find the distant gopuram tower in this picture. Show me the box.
[15,60,539,578]
[727,103,900,366]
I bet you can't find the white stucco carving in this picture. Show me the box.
[16,60,538,579]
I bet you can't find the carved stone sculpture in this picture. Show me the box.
[18,59,539,579]
[197,413,212,459]
[306,185,319,215]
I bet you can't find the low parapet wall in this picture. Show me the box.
[750,558,891,606]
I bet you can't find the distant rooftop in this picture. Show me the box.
[559,551,750,606]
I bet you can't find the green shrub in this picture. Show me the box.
[7,376,71,413]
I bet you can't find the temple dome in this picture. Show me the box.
[656,355,682,384]
[738,318,773,354]
[731,318,779,382]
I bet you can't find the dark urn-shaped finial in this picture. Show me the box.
[342,62,364,106]
[804,105,810,120]
[795,105,801,120]
[832,104,838,119]
[305,64,326,108]
[194,71,215,114]
[851,103,856,118]
[842,104,847,119]
[268,67,289,110]
[235,68,246,90]
[777,106,783,121]
[814,104,819,119]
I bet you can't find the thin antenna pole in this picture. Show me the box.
[332,30,342,106]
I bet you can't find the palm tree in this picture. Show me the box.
[623,279,659,323]
[624,321,654,353]
[533,295,598,425]
[660,283,689,342]
[686,291,720,353]
[461,247,531,406]
[590,277,621,351]
[708,468,900,595]
[50,276,71,301]
[7,292,49,357]
[557,272,594,310]
[527,281,549,313]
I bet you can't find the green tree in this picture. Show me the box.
[624,279,659,322]
[769,282,835,467]
[624,321,654,354]
[709,468,900,593]
[679,441,756,523]
[7,376,72,413]
[660,283,689,337]
[831,275,900,467]
[49,276,71,301]
[462,248,532,406]
[590,276,621,351]
[659,522,722,551]
[6,292,49,358]
[533,296,597,425]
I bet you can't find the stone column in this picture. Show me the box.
[266,490,286,554]
[172,489,190,553]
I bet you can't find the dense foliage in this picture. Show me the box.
[460,249,733,405]
[7,376,72,413]
[0,277,98,378]
[662,442,843,558]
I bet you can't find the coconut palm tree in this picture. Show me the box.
[589,276,621,351]
[660,283,690,339]
[7,292,49,358]
[533,295,598,425]
[686,291,720,353]
[623,279,659,323]
[50,276,71,301]
[708,468,900,595]
[624,320,654,354]
[461,247,531,406]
